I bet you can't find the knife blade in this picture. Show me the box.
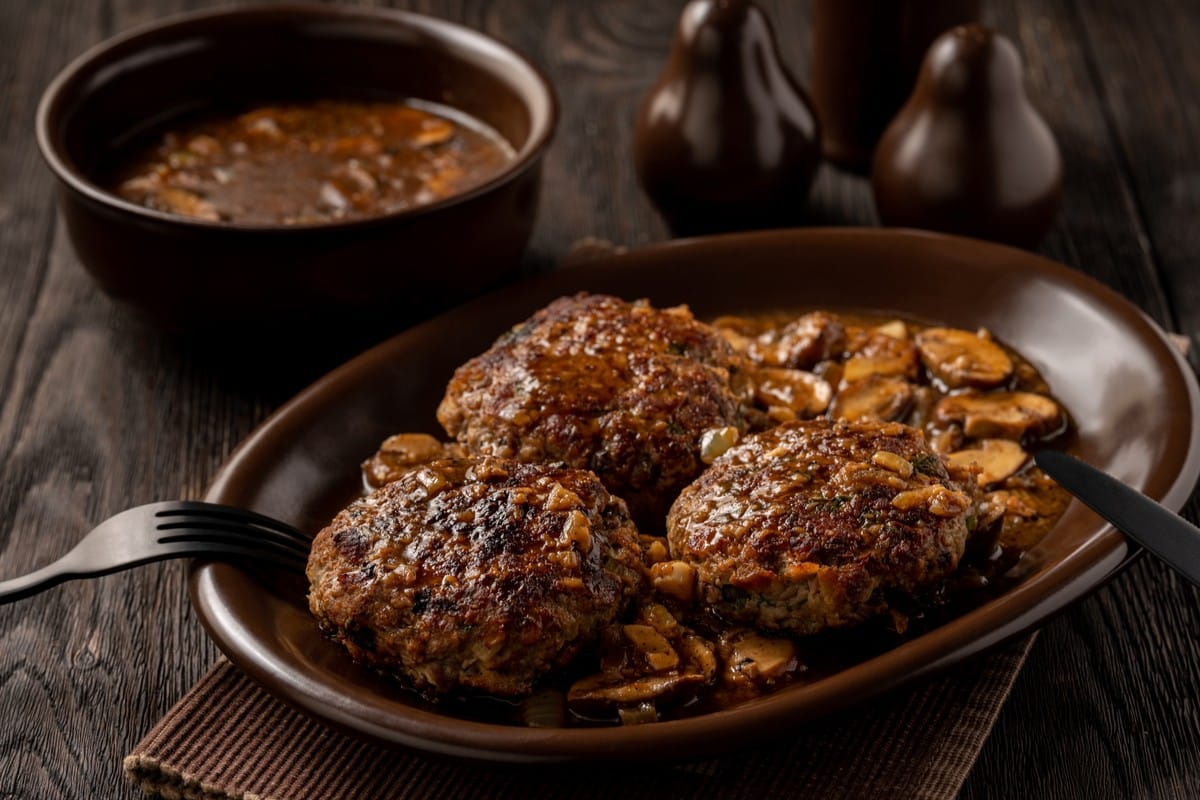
[1034,449,1200,587]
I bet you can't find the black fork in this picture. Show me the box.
[0,501,310,604]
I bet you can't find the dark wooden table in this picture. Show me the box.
[2,1,1199,797]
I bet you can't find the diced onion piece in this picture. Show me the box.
[640,536,670,565]
[650,560,697,602]
[700,426,740,464]
[545,482,583,511]
[561,510,593,553]
[871,450,914,477]
[891,485,971,516]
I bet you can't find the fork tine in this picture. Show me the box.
[157,528,311,558]
[154,539,310,570]
[155,520,311,555]
[148,542,309,573]
[153,502,311,546]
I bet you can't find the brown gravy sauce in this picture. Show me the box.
[359,312,1073,727]
[108,99,515,225]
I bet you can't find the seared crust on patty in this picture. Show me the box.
[666,419,975,635]
[437,293,748,528]
[307,456,644,697]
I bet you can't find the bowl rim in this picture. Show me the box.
[34,2,559,234]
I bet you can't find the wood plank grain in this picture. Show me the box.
[964,560,1200,800]
[1072,0,1200,353]
[960,0,1200,797]
[1,1,1199,799]
[0,2,260,797]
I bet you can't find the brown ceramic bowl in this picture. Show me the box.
[36,4,557,331]
[192,228,1200,762]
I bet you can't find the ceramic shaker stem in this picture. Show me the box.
[871,25,1063,249]
[633,0,820,236]
[811,0,980,171]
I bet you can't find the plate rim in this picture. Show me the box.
[192,227,1200,761]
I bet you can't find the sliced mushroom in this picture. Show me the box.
[933,392,1063,440]
[637,602,684,638]
[1013,359,1051,393]
[747,312,846,369]
[566,607,717,718]
[830,375,915,422]
[362,433,460,488]
[752,367,833,418]
[915,327,1014,389]
[623,624,679,672]
[844,331,916,383]
[906,385,939,430]
[676,634,718,682]
[945,439,1029,486]
[842,332,920,382]
[567,672,707,708]
[717,629,801,690]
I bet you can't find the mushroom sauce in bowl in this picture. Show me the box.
[110,99,515,226]
[36,5,557,331]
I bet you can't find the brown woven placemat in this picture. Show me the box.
[124,633,1035,800]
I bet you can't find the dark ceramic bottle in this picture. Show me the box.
[633,0,820,236]
[811,0,980,171]
[871,24,1062,249]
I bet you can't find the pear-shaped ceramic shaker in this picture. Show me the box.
[633,0,820,236]
[871,25,1062,249]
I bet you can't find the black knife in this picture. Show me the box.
[1035,450,1200,587]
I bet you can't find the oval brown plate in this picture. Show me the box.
[192,228,1200,762]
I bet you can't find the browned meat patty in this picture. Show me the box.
[666,419,976,635]
[437,293,749,529]
[307,456,645,697]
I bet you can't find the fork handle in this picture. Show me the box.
[0,562,77,604]
[0,557,182,604]
[0,550,224,604]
